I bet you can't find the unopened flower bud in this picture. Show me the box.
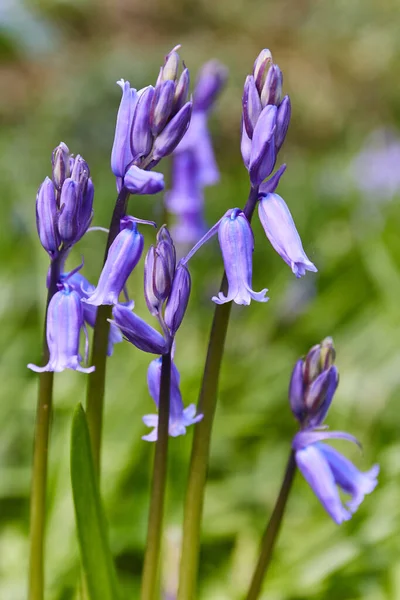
[173,67,190,115]
[253,49,273,94]
[150,80,175,136]
[261,64,283,107]
[111,79,138,178]
[112,304,169,354]
[51,142,70,190]
[152,101,192,161]
[161,46,180,82]
[289,338,338,427]
[275,95,291,151]
[124,166,164,195]
[249,104,277,187]
[165,262,191,336]
[242,75,262,139]
[36,177,59,257]
[131,86,154,162]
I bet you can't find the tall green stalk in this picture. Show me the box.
[140,352,172,600]
[85,188,129,475]
[29,255,62,600]
[178,188,258,600]
[245,450,296,600]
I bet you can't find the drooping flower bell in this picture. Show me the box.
[290,338,379,524]
[28,283,94,373]
[258,193,317,278]
[213,209,269,305]
[111,46,192,191]
[35,143,94,259]
[83,216,144,306]
[142,357,203,441]
[63,271,123,357]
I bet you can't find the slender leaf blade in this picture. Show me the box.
[70,404,120,600]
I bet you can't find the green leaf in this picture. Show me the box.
[70,404,120,600]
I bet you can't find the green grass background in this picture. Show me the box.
[1,0,400,598]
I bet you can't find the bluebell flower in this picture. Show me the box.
[83,217,144,306]
[63,271,122,357]
[111,79,138,178]
[36,177,59,257]
[213,209,269,305]
[241,51,291,188]
[123,165,164,195]
[290,338,379,524]
[293,433,379,524]
[111,304,169,355]
[142,357,203,441]
[28,283,94,373]
[165,261,191,336]
[258,193,317,278]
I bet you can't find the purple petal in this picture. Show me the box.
[258,193,317,277]
[295,444,352,524]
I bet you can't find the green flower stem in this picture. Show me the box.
[178,187,259,600]
[140,351,172,600]
[29,254,63,600]
[245,450,297,600]
[85,187,129,475]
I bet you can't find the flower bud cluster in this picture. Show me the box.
[36,142,94,258]
[289,338,379,524]
[111,46,192,192]
[289,337,338,428]
[112,226,191,355]
[241,50,291,188]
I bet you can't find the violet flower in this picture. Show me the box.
[113,226,191,355]
[213,209,269,305]
[36,143,94,258]
[28,283,94,373]
[63,271,123,357]
[258,193,317,278]
[83,217,144,306]
[290,338,379,524]
[142,357,203,441]
[111,47,192,191]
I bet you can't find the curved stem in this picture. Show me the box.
[85,187,129,475]
[178,187,259,600]
[245,450,297,600]
[140,351,172,600]
[28,254,62,600]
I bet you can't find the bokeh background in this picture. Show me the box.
[2,0,400,598]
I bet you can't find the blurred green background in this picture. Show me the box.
[2,0,400,598]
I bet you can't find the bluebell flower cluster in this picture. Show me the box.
[36,143,93,259]
[111,45,192,194]
[165,60,228,244]
[110,225,203,440]
[178,50,316,305]
[290,338,379,524]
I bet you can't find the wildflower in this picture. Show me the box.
[258,193,317,278]
[110,47,192,189]
[63,271,122,356]
[28,284,94,373]
[212,209,269,305]
[83,217,144,306]
[142,357,203,441]
[290,338,379,523]
[35,144,94,257]
[111,304,169,354]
